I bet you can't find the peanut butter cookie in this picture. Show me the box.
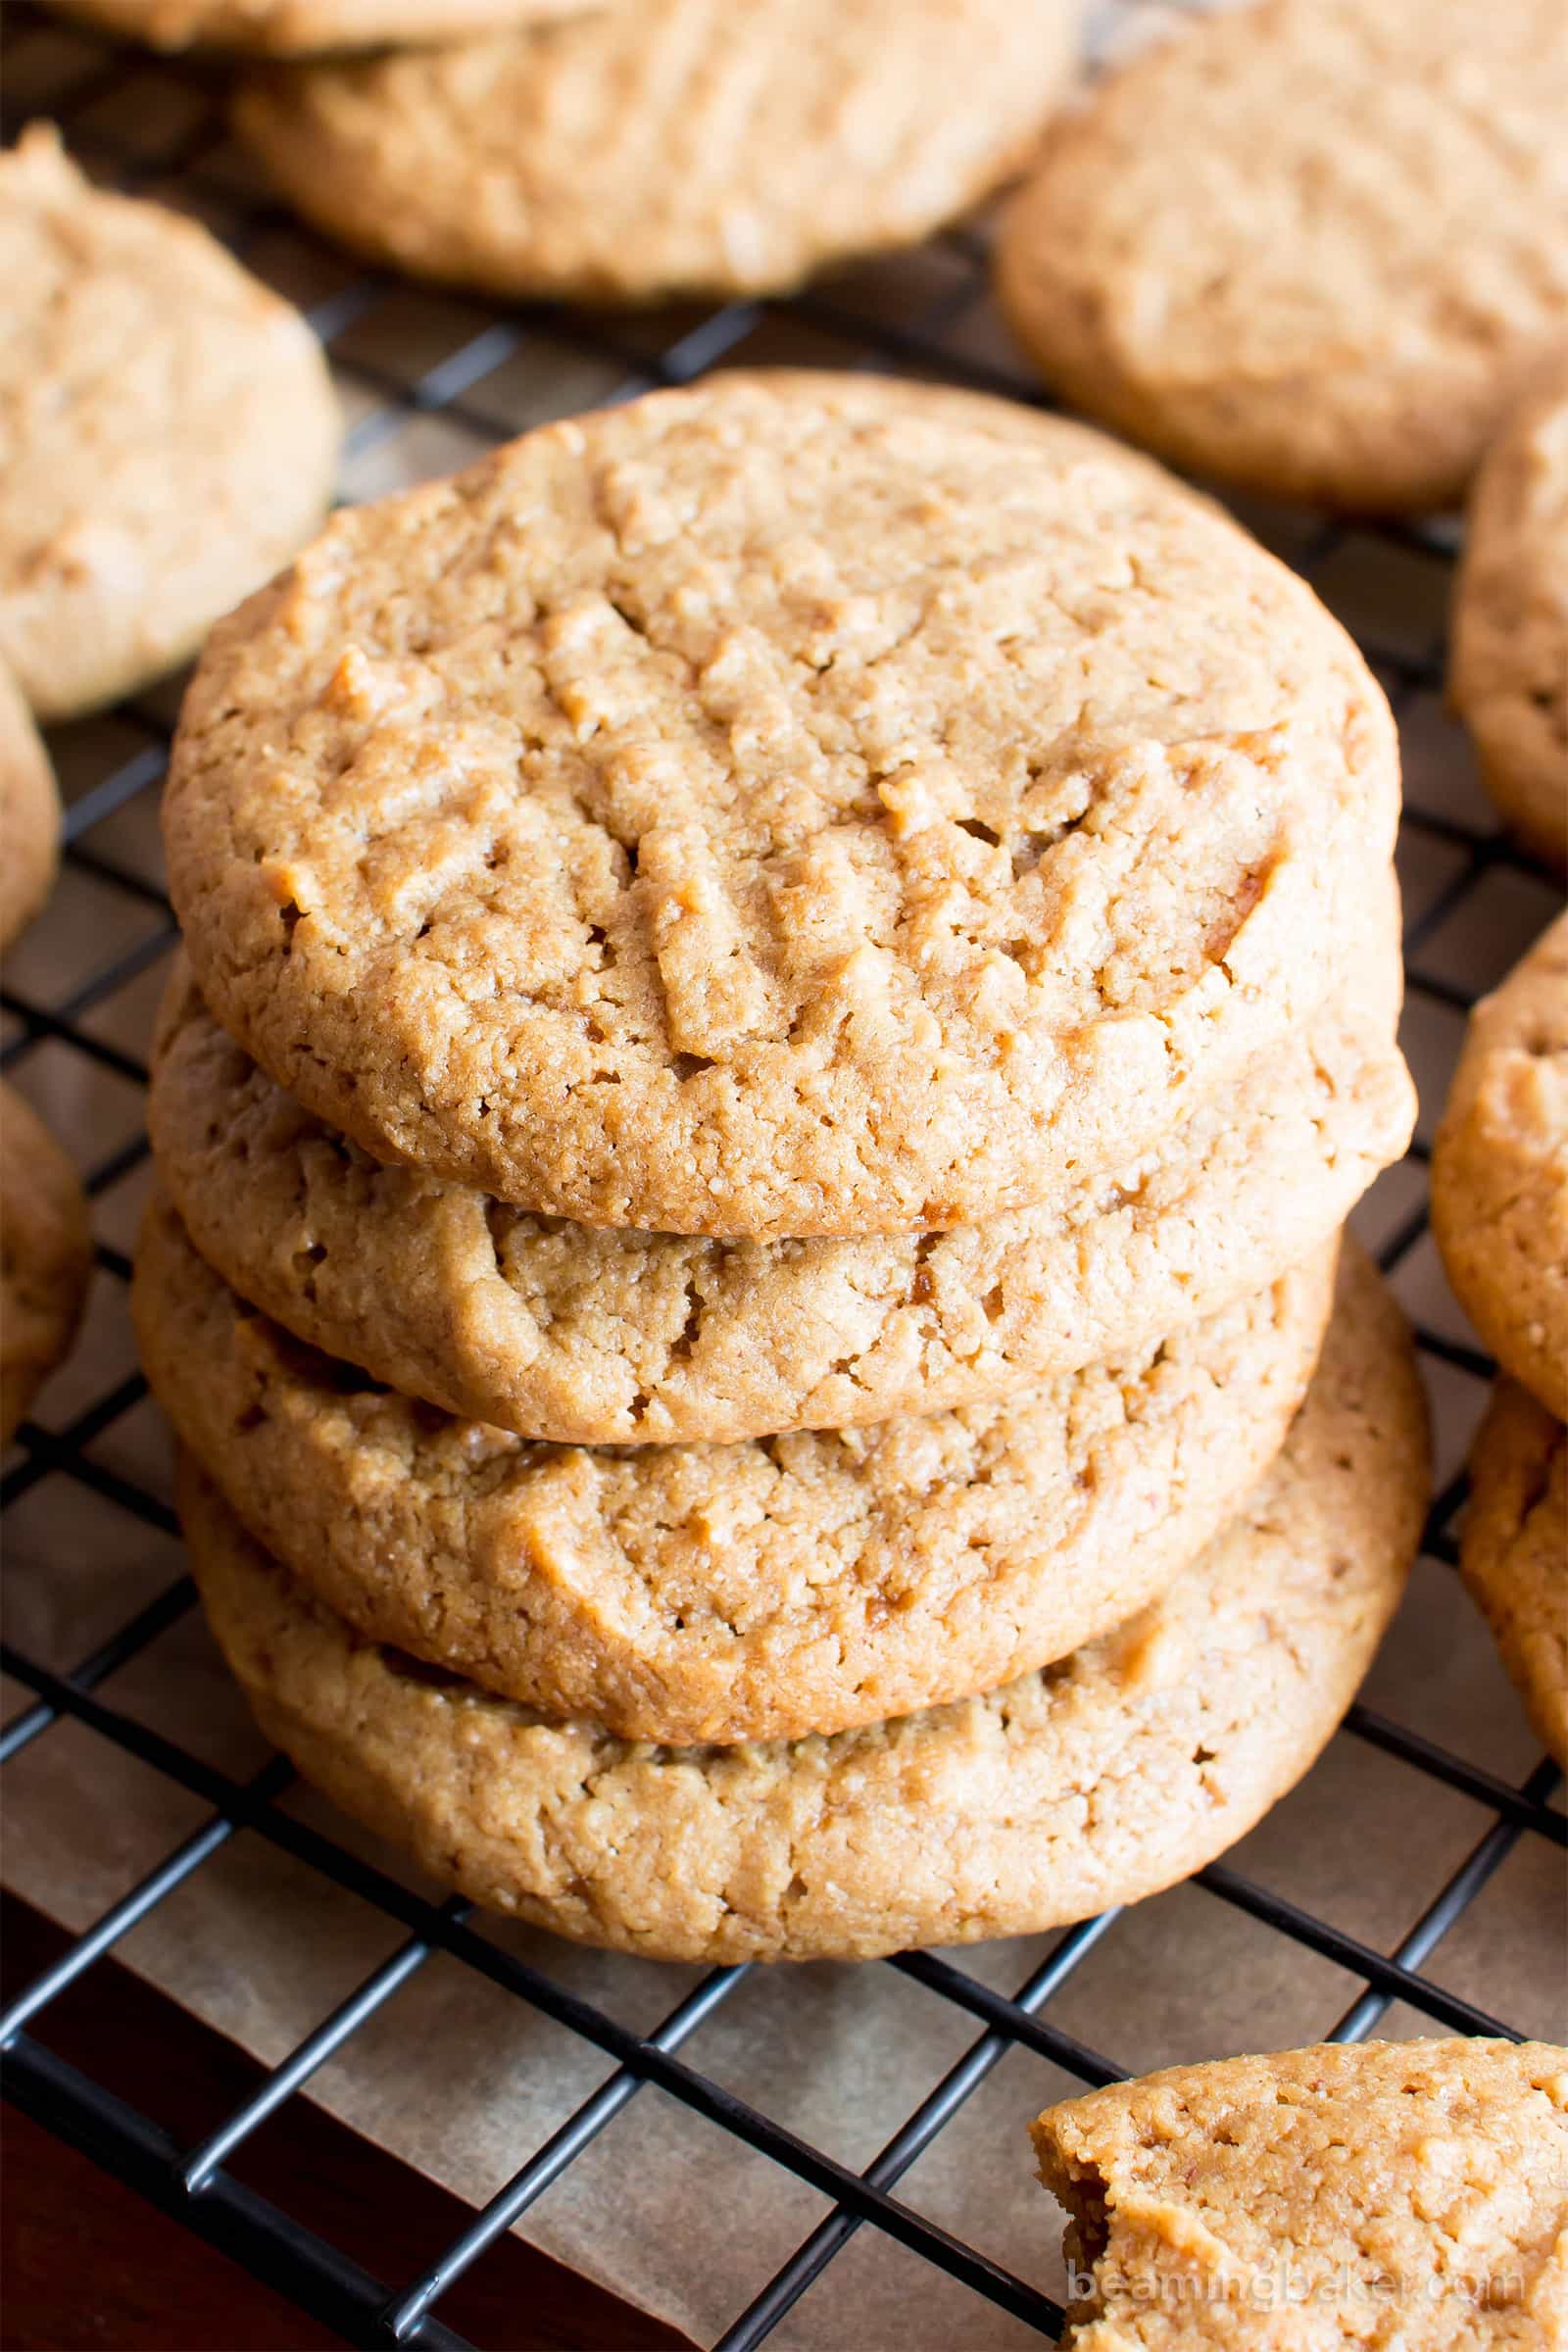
[164,375,1398,1238]
[1451,354,1568,872]
[0,126,340,720]
[1462,1380,1566,1768]
[1432,915,1567,1421]
[2,1083,93,1445]
[149,953,1411,1443]
[234,0,1082,303]
[0,663,58,954]
[1033,2038,1568,2348]
[997,0,1568,514]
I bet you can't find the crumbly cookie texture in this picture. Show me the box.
[1432,914,1567,1420]
[1,1083,93,1445]
[51,0,613,57]
[0,125,341,721]
[0,662,58,955]
[1462,1381,1566,1769]
[1451,354,1568,872]
[149,944,1411,1442]
[1032,2038,1568,2349]
[996,0,1568,515]
[163,375,1398,1239]
[233,0,1082,304]
[175,1248,1426,1960]
[136,1189,1340,1743]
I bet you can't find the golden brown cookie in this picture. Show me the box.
[136,1189,1341,1743]
[176,1249,1427,1960]
[148,953,1412,1444]
[1451,353,1568,872]
[1432,915,1567,1421]
[996,0,1568,514]
[51,0,613,57]
[1032,2038,1568,2348]
[1,1082,93,1445]
[163,374,1399,1240]
[0,125,341,722]
[0,662,59,954]
[1462,1381,1566,1768]
[233,0,1082,304]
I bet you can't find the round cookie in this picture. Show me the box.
[1032,2039,1568,2348]
[0,662,59,954]
[175,1249,1427,1960]
[1450,353,1568,873]
[52,0,614,57]
[233,0,1083,305]
[136,1189,1341,1745]
[996,0,1568,515]
[163,373,1399,1239]
[1431,914,1567,1420]
[2,1083,93,1445]
[1462,1380,1566,1768]
[0,125,341,722]
[149,953,1413,1444]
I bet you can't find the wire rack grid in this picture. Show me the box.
[1,7,1564,2347]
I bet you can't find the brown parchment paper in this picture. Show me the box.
[3,4,1566,2340]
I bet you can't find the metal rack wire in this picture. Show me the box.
[2,6,1564,2344]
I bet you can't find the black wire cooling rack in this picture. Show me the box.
[2,7,1565,2346]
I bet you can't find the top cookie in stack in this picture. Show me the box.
[163,375,1397,1239]
[140,373,1426,1960]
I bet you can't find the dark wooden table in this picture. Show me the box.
[2,1895,695,2352]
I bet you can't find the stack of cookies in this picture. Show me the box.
[135,372,1429,1963]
